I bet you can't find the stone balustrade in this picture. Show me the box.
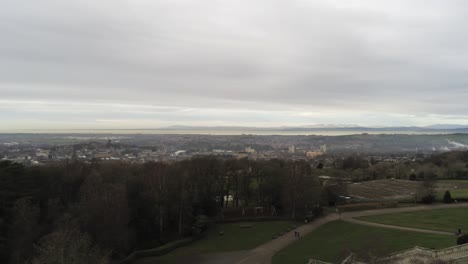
[307,243,468,264]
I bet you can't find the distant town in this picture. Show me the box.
[2,133,468,166]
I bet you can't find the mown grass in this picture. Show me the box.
[272,221,455,264]
[136,221,295,264]
[357,208,468,233]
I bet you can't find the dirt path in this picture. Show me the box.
[232,203,468,264]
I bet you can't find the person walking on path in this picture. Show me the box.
[336,207,341,219]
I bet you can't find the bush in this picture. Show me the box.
[443,190,453,203]
[421,194,436,204]
[30,228,109,264]
[457,234,468,245]
[192,215,211,235]
[311,206,323,217]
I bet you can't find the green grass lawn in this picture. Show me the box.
[272,221,455,264]
[357,208,468,233]
[138,221,294,264]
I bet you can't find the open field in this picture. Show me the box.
[272,221,455,264]
[135,221,294,264]
[348,179,468,201]
[357,208,468,233]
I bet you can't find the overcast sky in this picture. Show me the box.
[2,0,468,130]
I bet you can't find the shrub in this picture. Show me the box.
[192,215,211,235]
[443,190,453,203]
[421,194,436,204]
[29,228,109,264]
[311,206,323,217]
[457,234,468,245]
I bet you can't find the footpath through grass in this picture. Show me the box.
[357,208,468,233]
[138,221,294,264]
[272,221,455,264]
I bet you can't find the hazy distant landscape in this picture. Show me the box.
[4,0,468,263]
[5,124,468,136]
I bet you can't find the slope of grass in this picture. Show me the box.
[137,221,294,264]
[357,208,468,233]
[272,221,454,264]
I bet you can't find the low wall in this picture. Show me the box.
[119,234,204,264]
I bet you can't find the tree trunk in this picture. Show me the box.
[178,207,183,236]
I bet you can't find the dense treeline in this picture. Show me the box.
[320,151,468,182]
[0,157,322,263]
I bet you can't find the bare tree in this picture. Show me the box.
[79,170,131,254]
[143,162,169,240]
[8,198,40,264]
[28,228,109,264]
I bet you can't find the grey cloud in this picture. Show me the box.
[2,0,468,128]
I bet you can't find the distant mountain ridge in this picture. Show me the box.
[161,124,468,132]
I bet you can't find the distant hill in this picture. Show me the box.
[423,124,468,130]
[160,124,468,133]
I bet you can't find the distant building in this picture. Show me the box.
[174,150,187,156]
[94,152,112,160]
[288,145,295,154]
[245,147,255,153]
[320,144,327,153]
[236,152,249,159]
[307,151,323,158]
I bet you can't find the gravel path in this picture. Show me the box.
[342,218,453,236]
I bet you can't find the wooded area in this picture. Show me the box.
[0,157,322,263]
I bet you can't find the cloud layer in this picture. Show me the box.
[2,0,468,129]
